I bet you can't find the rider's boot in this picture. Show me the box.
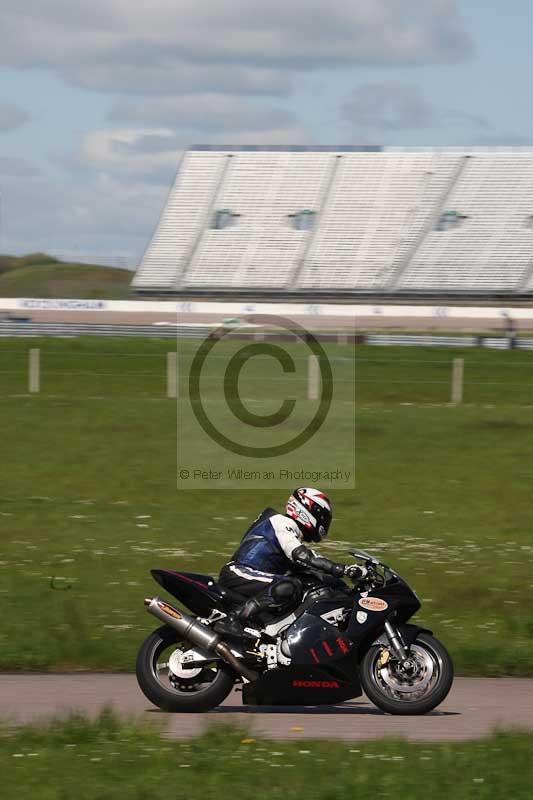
[214,596,272,638]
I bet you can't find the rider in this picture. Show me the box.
[215,487,366,638]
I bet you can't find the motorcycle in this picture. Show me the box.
[136,549,453,715]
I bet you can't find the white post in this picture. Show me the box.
[167,351,177,399]
[28,348,40,393]
[308,354,320,401]
[451,357,464,405]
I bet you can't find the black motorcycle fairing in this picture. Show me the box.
[284,612,354,666]
[243,663,361,706]
[150,569,225,617]
[381,579,421,622]
[345,580,420,641]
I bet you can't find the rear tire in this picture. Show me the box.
[136,625,236,712]
[360,632,453,715]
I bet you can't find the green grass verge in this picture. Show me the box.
[1,712,532,800]
[1,339,532,673]
[0,253,132,299]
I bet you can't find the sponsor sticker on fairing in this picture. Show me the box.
[358,597,389,612]
[158,601,183,620]
[356,611,368,624]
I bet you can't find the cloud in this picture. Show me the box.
[0,157,40,176]
[109,94,294,132]
[0,1,476,264]
[342,81,490,133]
[204,124,312,146]
[63,127,183,181]
[0,102,30,131]
[74,63,290,96]
[0,167,166,264]
[1,1,473,95]
[4,109,311,264]
[64,114,312,182]
[464,131,533,146]
[342,82,433,131]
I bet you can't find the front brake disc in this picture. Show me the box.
[378,645,434,694]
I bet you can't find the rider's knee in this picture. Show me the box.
[271,577,302,606]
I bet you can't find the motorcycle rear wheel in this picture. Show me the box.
[136,625,236,712]
[360,632,453,715]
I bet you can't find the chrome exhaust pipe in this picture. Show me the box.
[145,597,220,651]
[144,597,258,682]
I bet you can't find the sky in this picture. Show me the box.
[0,0,532,267]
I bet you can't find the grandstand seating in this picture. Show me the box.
[299,152,463,290]
[183,151,332,288]
[398,154,533,292]
[133,146,533,296]
[132,150,227,290]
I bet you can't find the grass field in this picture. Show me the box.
[2,712,533,799]
[1,337,533,673]
[0,254,132,299]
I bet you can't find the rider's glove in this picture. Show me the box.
[344,564,368,580]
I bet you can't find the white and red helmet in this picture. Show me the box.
[286,487,332,543]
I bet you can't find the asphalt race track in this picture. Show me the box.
[1,676,531,740]
[7,308,522,332]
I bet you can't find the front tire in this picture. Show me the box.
[360,632,453,715]
[136,625,236,712]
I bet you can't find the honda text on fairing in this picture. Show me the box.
[136,549,454,714]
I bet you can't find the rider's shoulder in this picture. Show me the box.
[254,507,277,524]
[244,507,277,533]
[269,513,300,537]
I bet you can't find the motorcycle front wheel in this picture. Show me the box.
[360,632,453,715]
[136,625,236,712]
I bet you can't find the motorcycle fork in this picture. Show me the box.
[384,619,409,662]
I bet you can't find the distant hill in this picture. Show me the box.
[0,253,133,299]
